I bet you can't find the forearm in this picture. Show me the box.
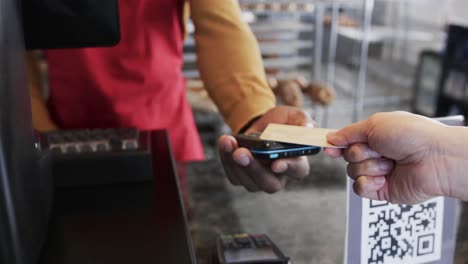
[26,52,57,131]
[435,125,468,201]
[189,0,275,133]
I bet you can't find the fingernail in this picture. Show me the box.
[327,132,345,145]
[223,141,233,152]
[374,176,385,185]
[235,154,250,167]
[379,160,393,171]
[273,162,287,173]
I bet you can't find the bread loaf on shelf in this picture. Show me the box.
[304,81,336,106]
[275,79,304,108]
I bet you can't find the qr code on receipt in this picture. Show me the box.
[361,197,444,264]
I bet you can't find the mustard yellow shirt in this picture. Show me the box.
[189,0,275,133]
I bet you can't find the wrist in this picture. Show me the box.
[238,115,261,134]
[435,126,468,200]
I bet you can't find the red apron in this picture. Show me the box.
[44,0,205,162]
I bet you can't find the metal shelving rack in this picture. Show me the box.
[183,1,316,81]
[183,0,329,131]
[240,1,316,80]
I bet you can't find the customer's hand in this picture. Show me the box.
[324,111,468,204]
[218,106,313,193]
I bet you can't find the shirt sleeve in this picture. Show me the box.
[189,0,276,134]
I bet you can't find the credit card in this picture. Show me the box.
[260,123,347,148]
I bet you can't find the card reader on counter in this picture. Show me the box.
[215,233,290,264]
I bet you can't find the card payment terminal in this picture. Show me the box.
[215,233,290,264]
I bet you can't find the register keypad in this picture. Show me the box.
[42,128,139,154]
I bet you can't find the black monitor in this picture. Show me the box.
[21,0,120,49]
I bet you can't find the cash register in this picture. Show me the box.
[38,128,153,187]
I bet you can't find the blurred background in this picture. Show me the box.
[182,4,468,263]
[183,0,468,159]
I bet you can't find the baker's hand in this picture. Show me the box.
[324,111,467,204]
[218,106,313,193]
